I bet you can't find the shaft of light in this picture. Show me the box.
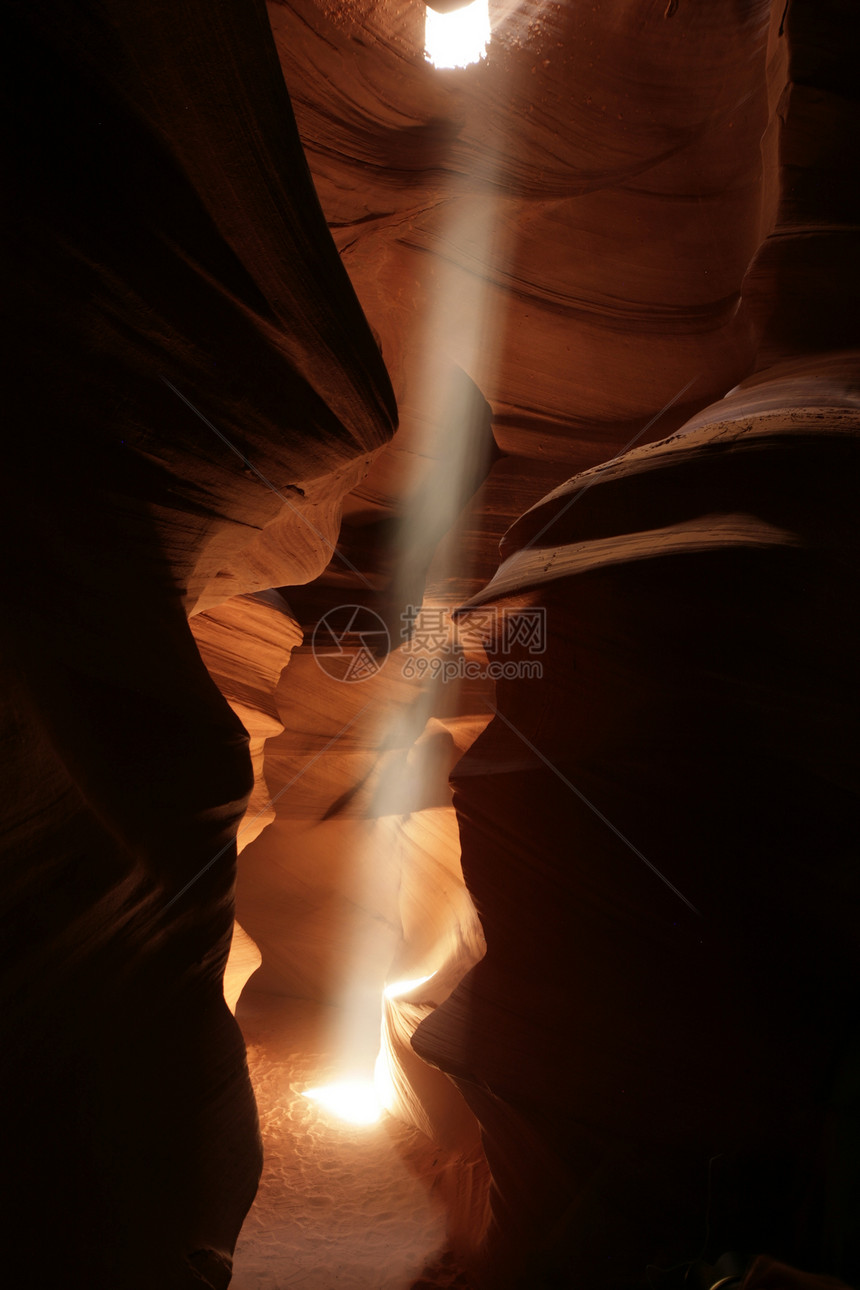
[425,0,490,69]
[315,91,507,1133]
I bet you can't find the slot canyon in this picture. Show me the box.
[3,0,858,1287]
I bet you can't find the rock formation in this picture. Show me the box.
[3,0,393,1284]
[2,0,857,1286]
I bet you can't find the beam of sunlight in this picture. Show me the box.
[356,143,509,1129]
[314,77,508,1132]
[425,0,490,69]
[302,1079,384,1126]
[383,973,437,1000]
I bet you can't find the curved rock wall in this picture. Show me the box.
[409,2,860,1284]
[2,0,394,1284]
[3,0,857,1285]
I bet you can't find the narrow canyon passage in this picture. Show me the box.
[4,0,858,1287]
[230,996,477,1290]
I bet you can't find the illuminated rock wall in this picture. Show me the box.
[411,3,860,1284]
[2,0,857,1286]
[258,0,857,1281]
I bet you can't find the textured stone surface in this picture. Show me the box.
[3,0,858,1286]
[408,2,860,1280]
[2,0,394,1284]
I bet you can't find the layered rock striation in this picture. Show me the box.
[3,0,394,1284]
[3,0,858,1286]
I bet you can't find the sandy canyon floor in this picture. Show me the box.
[232,995,475,1290]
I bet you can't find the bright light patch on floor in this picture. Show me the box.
[302,1080,383,1126]
[425,0,490,69]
